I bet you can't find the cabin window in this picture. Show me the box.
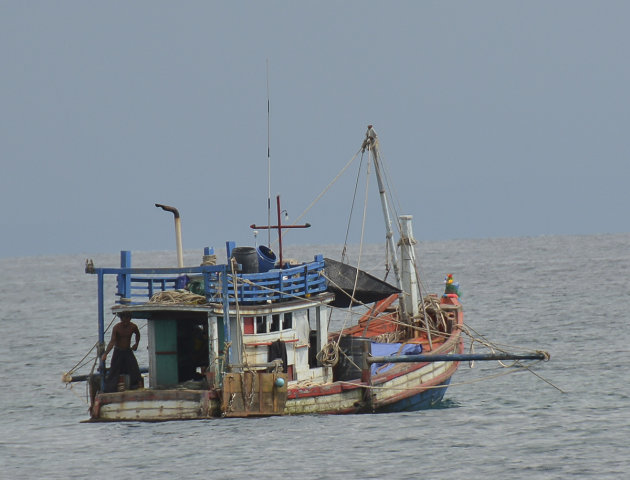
[270,314,280,332]
[243,317,254,334]
[283,312,293,330]
[251,313,294,334]
[256,315,267,334]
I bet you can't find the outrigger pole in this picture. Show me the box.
[367,351,550,364]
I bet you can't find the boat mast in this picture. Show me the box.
[361,125,408,322]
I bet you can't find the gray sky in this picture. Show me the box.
[1,1,628,259]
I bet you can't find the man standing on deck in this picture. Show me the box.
[101,312,143,392]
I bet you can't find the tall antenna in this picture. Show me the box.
[266,59,271,246]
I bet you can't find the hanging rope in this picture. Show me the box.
[459,323,564,392]
[230,257,244,368]
[62,314,118,382]
[316,341,339,366]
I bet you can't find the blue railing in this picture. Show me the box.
[94,251,326,306]
[206,255,327,303]
[117,276,178,303]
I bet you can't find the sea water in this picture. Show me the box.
[1,234,628,479]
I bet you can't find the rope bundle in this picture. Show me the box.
[148,290,207,305]
[316,341,340,366]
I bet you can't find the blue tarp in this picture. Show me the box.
[370,342,423,375]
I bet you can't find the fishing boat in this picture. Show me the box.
[64,126,547,421]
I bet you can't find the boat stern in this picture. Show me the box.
[91,389,219,421]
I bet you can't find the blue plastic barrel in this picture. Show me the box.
[257,245,277,272]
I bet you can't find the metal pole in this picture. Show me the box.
[367,352,550,364]
[276,195,283,268]
[362,126,407,321]
[221,270,231,371]
[97,270,105,391]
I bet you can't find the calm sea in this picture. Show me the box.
[1,234,628,479]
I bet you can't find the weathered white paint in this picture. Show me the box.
[99,399,206,421]
[399,215,419,319]
[284,389,363,414]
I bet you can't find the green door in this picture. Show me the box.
[154,318,178,386]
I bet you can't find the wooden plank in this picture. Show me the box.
[222,372,288,417]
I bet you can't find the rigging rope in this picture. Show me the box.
[63,314,118,380]
[280,148,362,246]
[336,152,372,345]
[342,151,366,264]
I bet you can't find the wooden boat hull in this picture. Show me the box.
[91,294,463,421]
[286,335,462,415]
[91,337,462,421]
[92,375,454,420]
[91,390,218,421]
[370,357,458,412]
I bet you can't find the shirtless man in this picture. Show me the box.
[101,312,143,392]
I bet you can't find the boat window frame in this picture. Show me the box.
[249,313,295,335]
[255,315,267,334]
[282,312,293,330]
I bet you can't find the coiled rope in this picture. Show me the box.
[148,290,207,304]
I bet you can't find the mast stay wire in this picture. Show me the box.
[377,136,438,296]
[341,151,366,264]
[278,148,363,245]
[337,150,372,339]
[273,128,435,304]
[374,141,402,281]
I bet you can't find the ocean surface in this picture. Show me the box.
[1,234,629,479]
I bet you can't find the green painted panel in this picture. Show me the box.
[154,319,178,386]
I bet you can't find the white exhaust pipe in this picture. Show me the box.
[155,203,184,268]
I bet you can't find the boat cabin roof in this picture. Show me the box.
[111,291,335,320]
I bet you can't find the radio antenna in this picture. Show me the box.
[266,59,272,246]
